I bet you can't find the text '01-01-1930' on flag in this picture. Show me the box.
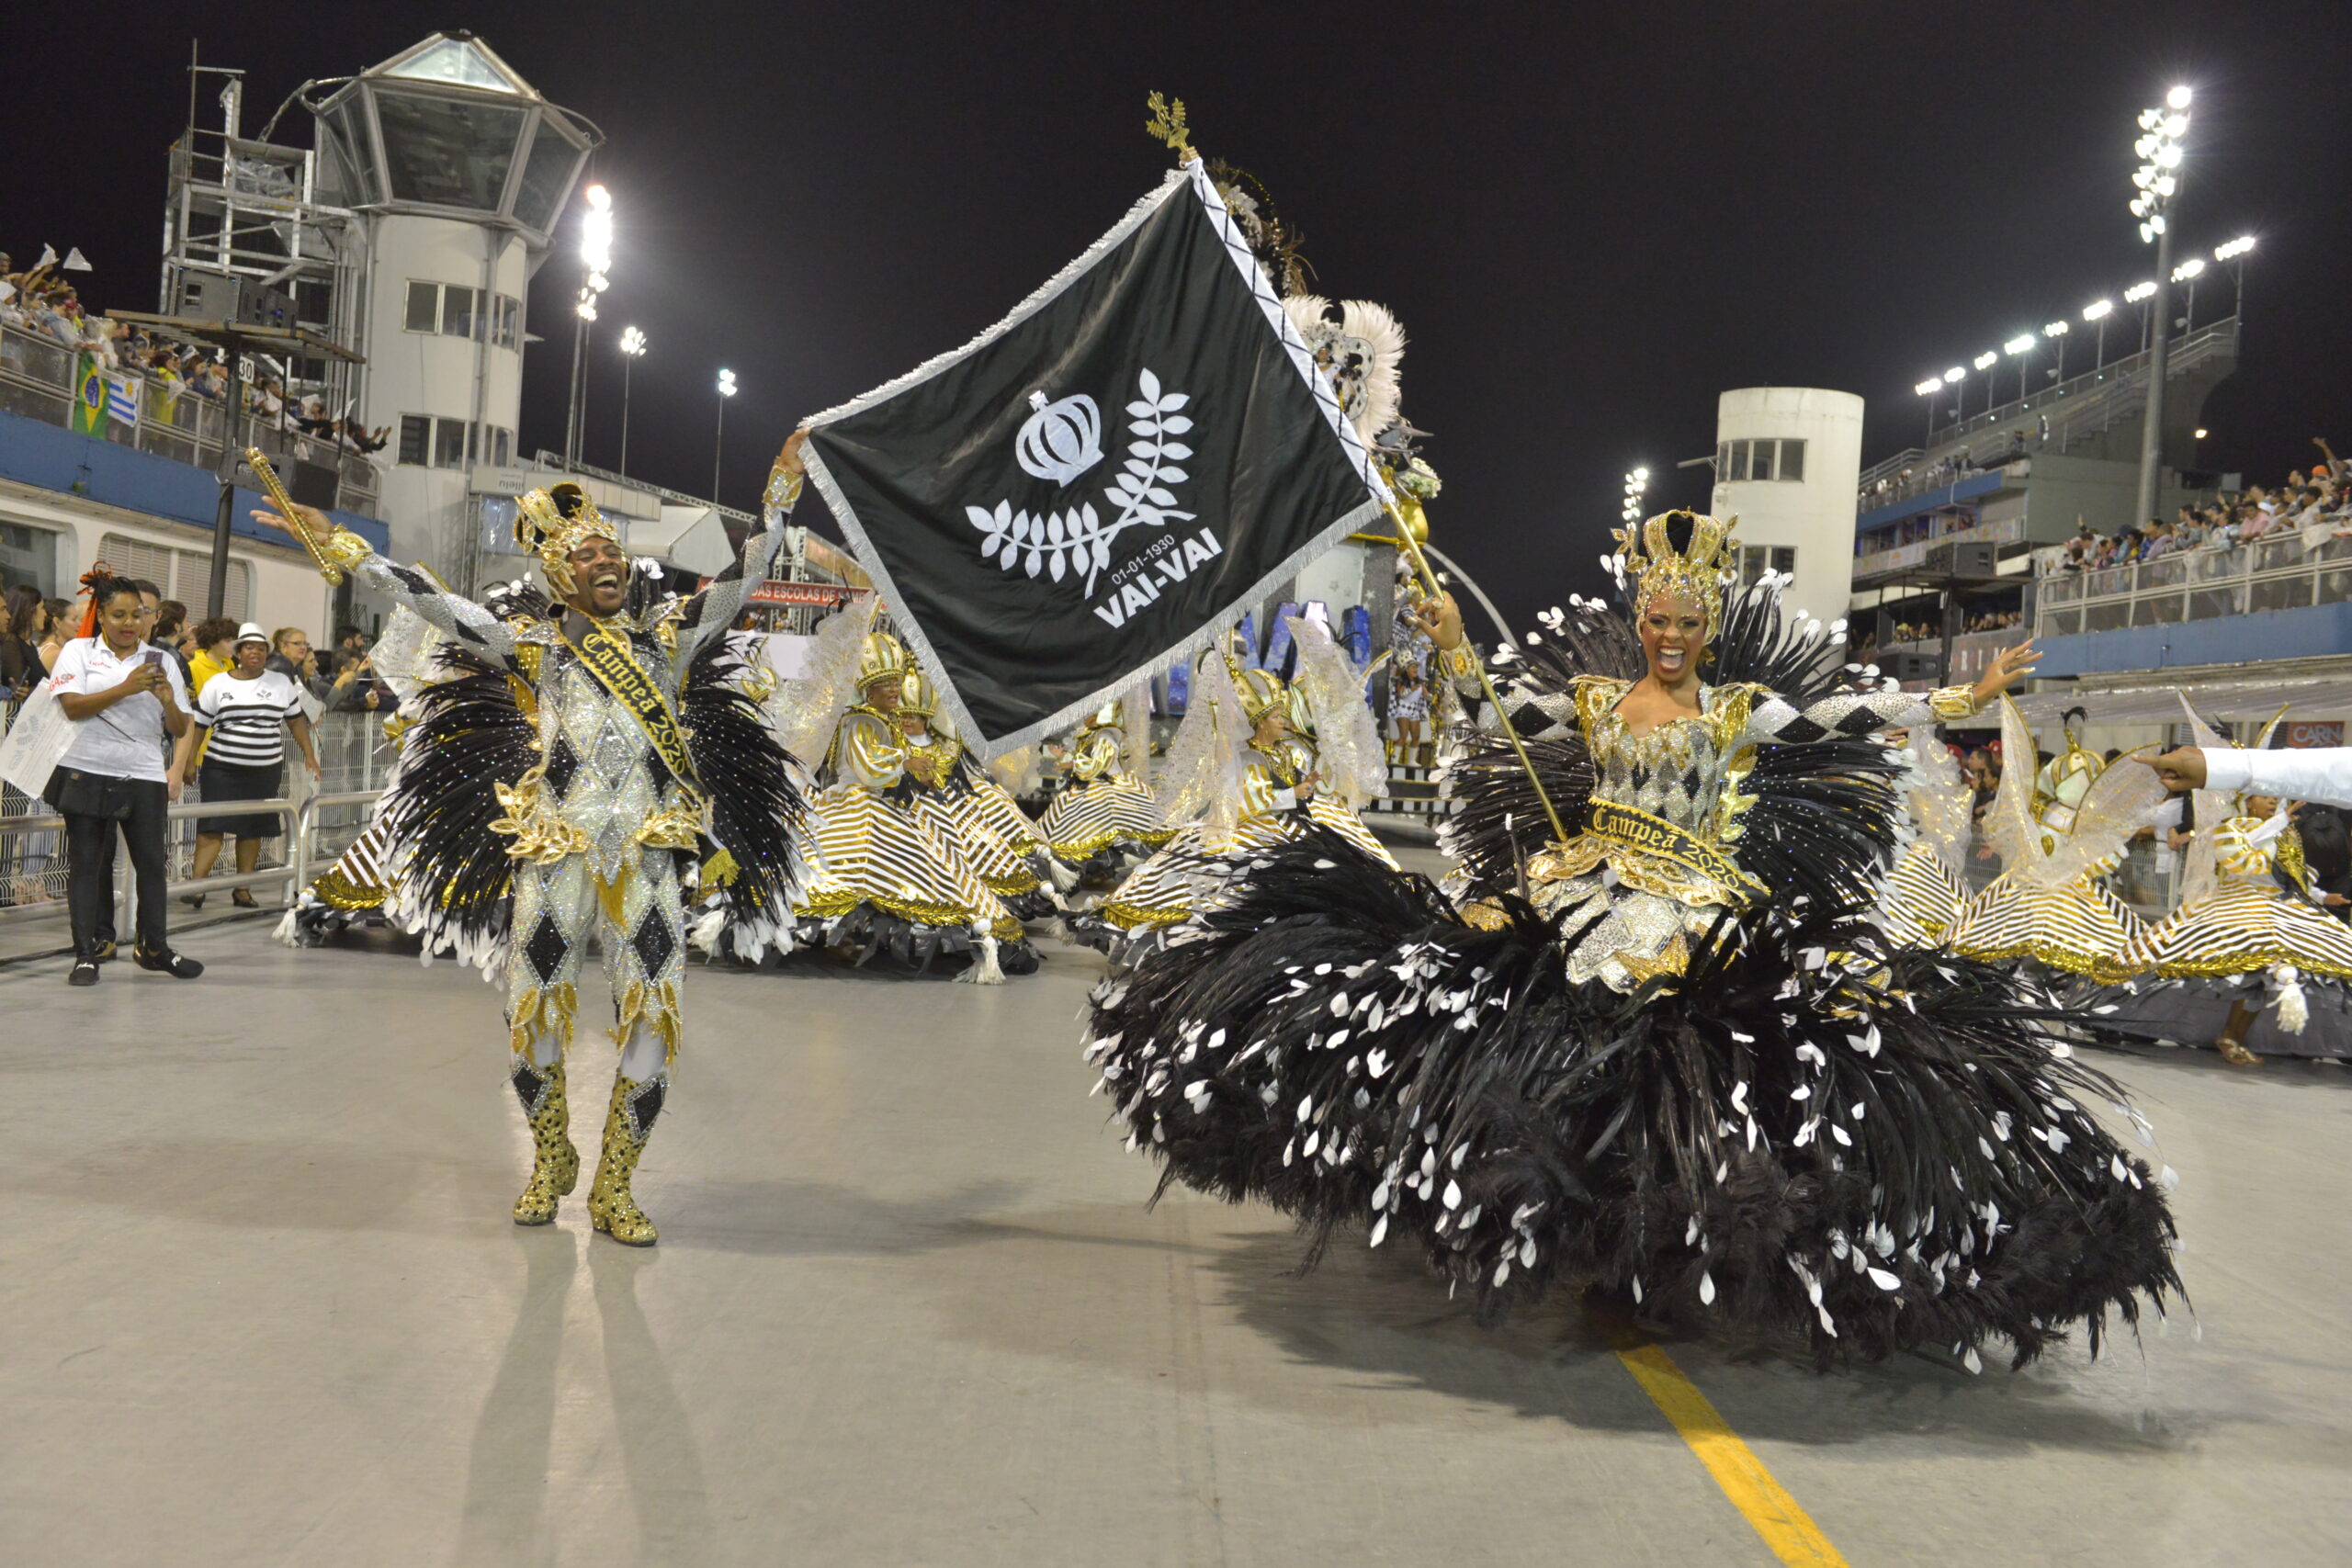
[798,157,1389,761]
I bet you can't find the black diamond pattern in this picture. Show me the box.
[631,905,678,979]
[1775,716,1830,744]
[386,564,433,593]
[1835,705,1887,737]
[542,732,580,795]
[524,912,569,983]
[628,1077,666,1134]
[510,1061,548,1112]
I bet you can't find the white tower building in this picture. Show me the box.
[1707,388,1864,626]
[306,33,601,594]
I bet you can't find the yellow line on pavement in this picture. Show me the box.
[1614,1341,1850,1568]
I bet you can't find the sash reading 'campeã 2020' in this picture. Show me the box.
[799,160,1388,761]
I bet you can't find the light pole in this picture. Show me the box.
[1914,377,1944,446]
[1973,351,1997,421]
[2082,298,2113,370]
[2041,319,2070,387]
[1943,365,1966,435]
[564,184,614,473]
[2214,234,2256,322]
[2125,279,2157,355]
[713,367,737,502]
[2171,256,2205,333]
[1621,467,1648,525]
[2004,333,2036,405]
[2130,85,2191,528]
[617,326,647,477]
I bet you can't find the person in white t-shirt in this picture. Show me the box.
[45,570,201,986]
[169,623,317,909]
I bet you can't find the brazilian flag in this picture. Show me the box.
[70,354,106,435]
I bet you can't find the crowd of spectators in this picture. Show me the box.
[2,249,388,454]
[1879,608,2024,648]
[2044,456,2352,577]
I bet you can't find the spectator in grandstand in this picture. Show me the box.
[170,623,317,910]
[153,598,187,651]
[48,570,201,985]
[329,624,368,676]
[328,649,389,713]
[185,616,239,695]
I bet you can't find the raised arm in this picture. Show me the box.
[250,500,516,667]
[673,434,807,662]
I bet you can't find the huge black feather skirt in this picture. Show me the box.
[1088,829,2183,1369]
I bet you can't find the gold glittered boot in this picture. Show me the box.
[588,1074,665,1246]
[511,1057,581,1225]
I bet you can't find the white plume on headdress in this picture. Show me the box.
[769,596,879,764]
[1281,295,1406,445]
[1289,612,1385,808]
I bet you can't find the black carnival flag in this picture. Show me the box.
[800,161,1386,759]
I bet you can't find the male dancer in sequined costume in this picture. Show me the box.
[254,435,808,1244]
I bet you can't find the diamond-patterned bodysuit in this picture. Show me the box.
[351,513,795,1069]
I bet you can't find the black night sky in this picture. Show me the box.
[16,1,2351,626]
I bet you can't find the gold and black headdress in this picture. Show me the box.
[513,481,622,597]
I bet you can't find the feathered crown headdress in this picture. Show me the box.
[1612,510,1737,631]
[514,482,621,596]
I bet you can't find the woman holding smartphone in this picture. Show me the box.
[45,570,203,986]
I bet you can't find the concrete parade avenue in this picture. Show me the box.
[4,901,2349,1567]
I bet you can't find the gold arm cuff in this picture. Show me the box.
[314,526,376,575]
[1927,684,1981,722]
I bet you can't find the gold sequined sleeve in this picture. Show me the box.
[838,709,905,791]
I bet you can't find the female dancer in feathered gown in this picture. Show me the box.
[1087,511,2181,1368]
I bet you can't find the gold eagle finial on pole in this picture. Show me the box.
[1145,92,1194,164]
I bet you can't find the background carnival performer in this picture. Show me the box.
[2106,706,2352,1062]
[1089,510,2183,1369]
[892,670,1060,922]
[1875,726,1974,951]
[1945,703,2167,981]
[793,630,1031,978]
[1077,646,1395,962]
[1037,698,1171,886]
[252,438,811,1246]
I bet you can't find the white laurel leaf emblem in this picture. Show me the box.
[966,369,1201,599]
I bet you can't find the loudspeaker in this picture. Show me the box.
[1883,650,1941,682]
[1939,540,1998,577]
[288,459,340,510]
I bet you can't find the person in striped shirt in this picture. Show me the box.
[169,624,318,908]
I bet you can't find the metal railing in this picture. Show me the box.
[2035,528,2352,637]
[0,321,380,514]
[1856,320,2241,515]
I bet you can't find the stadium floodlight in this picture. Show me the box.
[2130,84,2190,529]
[616,327,648,475]
[1973,352,1997,370]
[2214,234,2256,261]
[580,184,614,275]
[2171,258,2205,283]
[2167,85,2192,109]
[2082,299,2112,321]
[2124,280,2156,302]
[2042,321,2069,337]
[2004,334,2036,355]
[1944,365,1966,382]
[1621,466,1649,523]
[1916,378,1943,396]
[718,367,736,397]
[564,185,616,470]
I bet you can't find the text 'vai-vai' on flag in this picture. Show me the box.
[800,158,1387,760]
